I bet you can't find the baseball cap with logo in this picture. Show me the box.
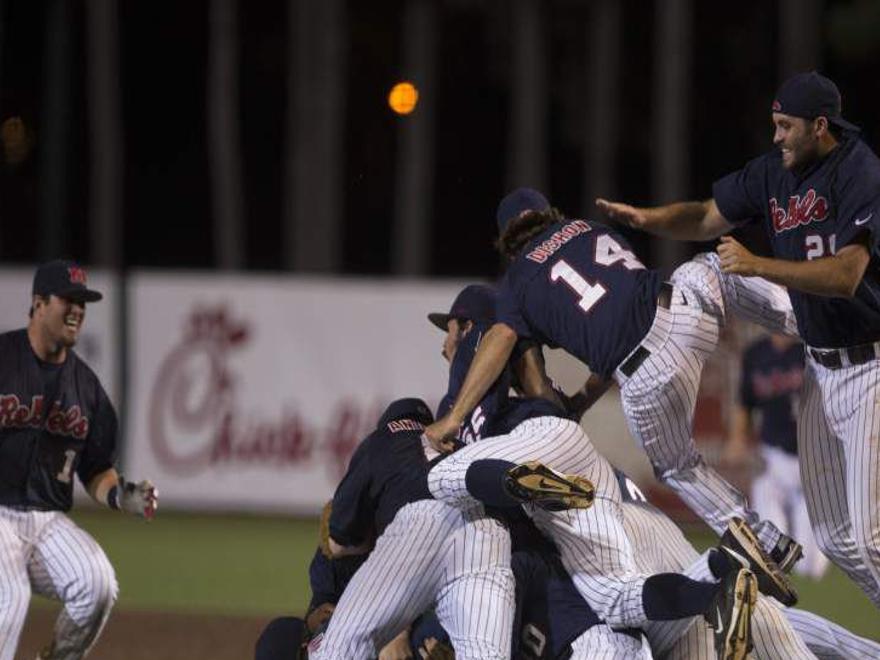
[496,187,551,234]
[771,71,859,132]
[32,259,103,303]
[427,283,497,330]
[377,398,434,428]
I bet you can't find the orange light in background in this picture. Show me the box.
[388,81,419,115]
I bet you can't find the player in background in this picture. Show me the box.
[425,189,800,603]
[596,71,880,606]
[726,333,828,579]
[0,260,158,660]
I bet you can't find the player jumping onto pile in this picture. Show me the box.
[597,71,880,609]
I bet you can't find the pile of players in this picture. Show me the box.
[257,71,880,660]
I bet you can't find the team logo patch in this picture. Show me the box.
[771,99,782,112]
[769,189,829,234]
[67,266,88,285]
[0,394,89,439]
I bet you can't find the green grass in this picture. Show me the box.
[44,510,878,639]
[58,509,318,616]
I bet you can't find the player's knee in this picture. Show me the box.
[69,554,118,622]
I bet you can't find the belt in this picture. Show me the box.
[808,341,880,369]
[618,282,675,378]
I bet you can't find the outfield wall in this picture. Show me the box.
[0,269,746,516]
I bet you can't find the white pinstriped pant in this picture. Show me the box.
[428,416,650,629]
[0,507,118,660]
[799,357,880,608]
[569,624,652,659]
[622,501,818,660]
[616,255,786,548]
[783,607,880,660]
[311,500,515,660]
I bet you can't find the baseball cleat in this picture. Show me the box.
[504,461,595,512]
[770,533,804,574]
[719,517,798,606]
[705,567,757,660]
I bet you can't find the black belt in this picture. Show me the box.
[618,282,675,378]
[808,342,879,369]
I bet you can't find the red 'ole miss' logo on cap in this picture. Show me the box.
[67,266,87,284]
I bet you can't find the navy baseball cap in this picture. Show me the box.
[427,283,497,330]
[32,259,103,303]
[771,71,859,132]
[254,616,305,660]
[496,187,550,234]
[377,398,434,428]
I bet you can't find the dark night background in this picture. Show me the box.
[1,0,878,277]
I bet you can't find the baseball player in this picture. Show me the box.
[596,70,880,606]
[427,285,771,660]
[726,332,828,579]
[310,397,519,660]
[0,260,158,660]
[425,190,800,603]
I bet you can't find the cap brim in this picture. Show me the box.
[427,312,450,330]
[830,116,860,132]
[57,287,103,303]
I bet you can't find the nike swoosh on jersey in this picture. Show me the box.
[854,212,874,226]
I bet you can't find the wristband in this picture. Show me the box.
[107,485,120,510]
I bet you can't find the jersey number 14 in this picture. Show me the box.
[550,234,644,312]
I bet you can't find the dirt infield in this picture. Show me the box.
[17,607,273,660]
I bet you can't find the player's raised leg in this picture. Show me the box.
[29,513,118,660]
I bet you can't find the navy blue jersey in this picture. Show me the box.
[306,547,367,612]
[511,549,601,659]
[497,220,663,379]
[0,329,117,511]
[436,322,513,444]
[328,418,432,546]
[739,338,803,455]
[713,134,880,348]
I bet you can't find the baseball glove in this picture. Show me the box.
[118,475,159,520]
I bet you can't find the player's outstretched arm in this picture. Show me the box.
[595,197,732,241]
[717,235,871,298]
[565,373,613,419]
[512,344,566,411]
[425,322,518,452]
[86,467,159,520]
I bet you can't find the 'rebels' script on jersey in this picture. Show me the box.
[0,329,118,511]
[713,133,880,347]
[497,220,663,378]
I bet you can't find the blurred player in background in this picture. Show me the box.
[0,260,158,660]
[726,333,828,579]
[597,71,880,605]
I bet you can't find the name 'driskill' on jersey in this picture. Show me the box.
[526,220,592,263]
[0,394,89,439]
[769,189,829,234]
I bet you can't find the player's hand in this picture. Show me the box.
[118,476,158,520]
[716,236,762,276]
[419,638,455,659]
[595,198,649,230]
[424,415,460,454]
[378,628,413,660]
[306,602,335,634]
